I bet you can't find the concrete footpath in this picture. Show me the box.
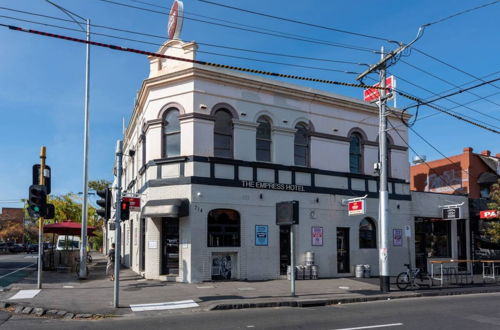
[2,253,500,319]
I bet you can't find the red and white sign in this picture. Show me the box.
[122,197,141,211]
[348,200,365,216]
[480,210,499,219]
[363,76,395,103]
[168,0,184,40]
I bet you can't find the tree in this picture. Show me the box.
[0,219,23,243]
[89,179,112,192]
[485,179,500,242]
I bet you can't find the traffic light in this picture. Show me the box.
[120,200,130,221]
[45,203,55,220]
[28,185,47,218]
[96,188,111,220]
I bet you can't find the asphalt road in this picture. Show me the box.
[0,253,36,288]
[2,292,500,330]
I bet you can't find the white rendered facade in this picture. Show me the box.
[105,40,468,283]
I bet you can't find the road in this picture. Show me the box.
[0,253,36,288]
[1,292,500,329]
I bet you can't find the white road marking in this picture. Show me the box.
[24,256,38,259]
[0,263,36,279]
[196,285,214,289]
[339,286,350,290]
[130,299,199,312]
[9,289,41,300]
[237,287,256,291]
[63,286,74,288]
[247,326,255,328]
[332,323,403,330]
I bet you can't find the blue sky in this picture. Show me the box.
[0,0,499,210]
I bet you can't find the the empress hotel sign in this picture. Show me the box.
[241,180,306,192]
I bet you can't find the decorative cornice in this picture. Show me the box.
[272,126,296,134]
[178,112,215,122]
[232,119,259,129]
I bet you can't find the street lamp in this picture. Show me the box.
[46,0,91,279]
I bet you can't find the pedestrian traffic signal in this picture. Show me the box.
[120,200,130,221]
[96,188,111,220]
[28,185,47,218]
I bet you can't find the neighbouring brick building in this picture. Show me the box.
[410,147,500,266]
[0,208,24,243]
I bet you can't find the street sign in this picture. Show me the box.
[404,225,411,238]
[480,210,499,219]
[167,0,184,40]
[348,200,365,216]
[363,76,395,103]
[442,207,461,220]
[122,197,141,211]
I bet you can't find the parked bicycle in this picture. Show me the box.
[396,263,429,290]
[74,254,92,278]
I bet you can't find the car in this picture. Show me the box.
[27,244,38,253]
[9,244,24,253]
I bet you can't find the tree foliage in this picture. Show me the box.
[485,179,500,243]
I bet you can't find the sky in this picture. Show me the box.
[0,0,499,211]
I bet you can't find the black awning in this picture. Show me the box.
[142,199,189,218]
[477,172,498,184]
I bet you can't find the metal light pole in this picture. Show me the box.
[290,225,295,297]
[45,1,92,279]
[37,146,47,289]
[114,140,124,308]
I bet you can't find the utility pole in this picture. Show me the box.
[114,140,123,308]
[37,146,46,290]
[356,27,426,293]
[290,226,295,297]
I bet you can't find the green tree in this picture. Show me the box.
[485,179,500,242]
[89,179,112,192]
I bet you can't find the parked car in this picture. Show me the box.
[9,244,25,253]
[27,244,38,253]
[0,243,8,253]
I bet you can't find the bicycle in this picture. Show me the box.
[396,263,428,290]
[74,255,91,278]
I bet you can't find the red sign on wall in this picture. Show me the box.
[480,210,499,219]
[348,200,365,216]
[122,197,140,211]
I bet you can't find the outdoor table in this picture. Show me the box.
[429,259,474,287]
[480,260,500,282]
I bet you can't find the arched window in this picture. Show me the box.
[349,133,363,174]
[214,109,233,158]
[359,218,376,249]
[294,123,309,166]
[207,209,240,247]
[162,108,180,158]
[256,117,272,162]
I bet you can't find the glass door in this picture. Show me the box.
[161,218,179,275]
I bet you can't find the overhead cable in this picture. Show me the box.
[2,23,497,134]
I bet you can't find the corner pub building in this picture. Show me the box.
[105,38,461,283]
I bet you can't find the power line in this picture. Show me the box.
[94,0,379,53]
[195,0,395,43]
[390,74,500,123]
[387,120,462,194]
[425,0,500,26]
[3,22,497,134]
[401,59,500,107]
[0,15,359,75]
[0,6,367,66]
[412,48,500,92]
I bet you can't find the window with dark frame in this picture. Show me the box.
[256,117,272,162]
[349,133,362,174]
[213,109,233,158]
[294,122,309,166]
[207,209,240,247]
[359,217,377,249]
[162,108,180,158]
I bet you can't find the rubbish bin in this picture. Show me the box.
[355,264,365,278]
[364,264,371,278]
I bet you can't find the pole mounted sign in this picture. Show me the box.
[344,195,367,216]
[167,0,184,40]
[363,76,395,103]
[122,196,141,211]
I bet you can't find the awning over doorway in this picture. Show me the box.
[142,199,189,218]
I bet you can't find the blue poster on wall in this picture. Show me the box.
[255,225,269,246]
